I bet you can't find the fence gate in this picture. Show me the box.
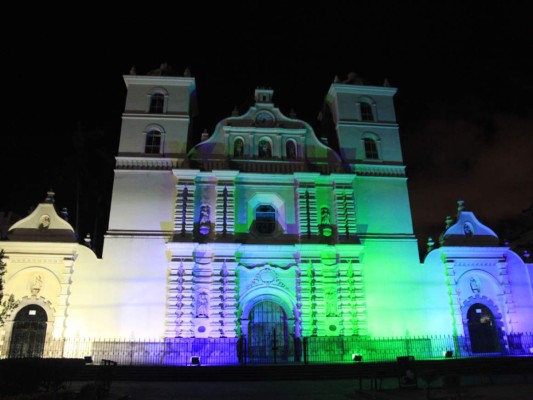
[248,301,290,363]
[8,305,47,358]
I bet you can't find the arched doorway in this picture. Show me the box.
[8,305,47,358]
[467,303,501,353]
[248,301,290,363]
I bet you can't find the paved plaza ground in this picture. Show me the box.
[3,358,532,399]
[70,376,533,399]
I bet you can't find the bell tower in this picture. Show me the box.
[106,73,197,236]
[118,74,197,161]
[325,80,401,169]
[324,79,415,237]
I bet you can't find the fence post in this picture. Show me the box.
[237,336,244,365]
[452,334,459,358]
[303,337,308,365]
[293,336,302,362]
[237,336,247,365]
[244,336,247,365]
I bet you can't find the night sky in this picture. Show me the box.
[1,4,532,258]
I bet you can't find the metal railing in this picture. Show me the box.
[303,333,533,363]
[1,333,532,366]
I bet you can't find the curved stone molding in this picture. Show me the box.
[238,261,298,270]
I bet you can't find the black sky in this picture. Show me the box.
[1,3,532,257]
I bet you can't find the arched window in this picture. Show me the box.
[360,101,374,121]
[149,93,165,113]
[364,137,379,160]
[256,205,276,234]
[145,130,162,154]
[285,140,297,160]
[234,138,244,158]
[258,139,272,159]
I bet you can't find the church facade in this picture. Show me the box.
[1,73,532,363]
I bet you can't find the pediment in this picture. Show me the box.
[188,89,342,173]
[8,202,76,242]
[440,210,499,247]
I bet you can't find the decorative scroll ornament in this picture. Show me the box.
[246,268,288,290]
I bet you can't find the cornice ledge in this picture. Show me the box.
[329,83,398,96]
[116,157,179,170]
[355,164,406,177]
[123,75,195,87]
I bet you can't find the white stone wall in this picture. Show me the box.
[107,170,176,231]
[118,118,191,155]
[98,236,169,338]
[354,176,414,235]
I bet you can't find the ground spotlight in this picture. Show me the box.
[190,356,201,366]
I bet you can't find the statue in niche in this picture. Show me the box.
[258,140,272,158]
[320,207,331,225]
[319,206,334,239]
[463,222,474,237]
[199,204,210,224]
[31,274,43,296]
[234,139,244,158]
[325,288,338,317]
[198,204,211,235]
[470,277,480,294]
[39,215,51,231]
[286,141,296,160]
[197,290,209,318]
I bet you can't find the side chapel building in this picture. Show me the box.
[1,71,532,362]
